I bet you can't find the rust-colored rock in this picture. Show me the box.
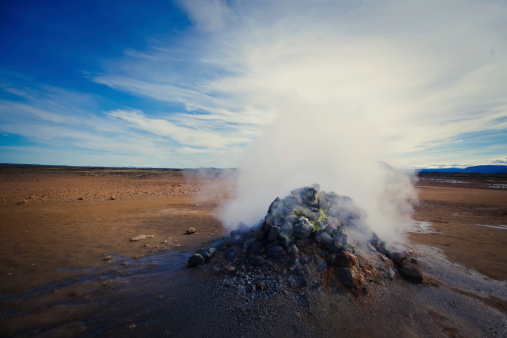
[337,266,364,289]
[326,251,358,267]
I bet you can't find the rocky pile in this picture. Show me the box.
[188,184,422,295]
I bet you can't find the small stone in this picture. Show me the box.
[287,243,300,257]
[203,247,216,260]
[187,254,205,268]
[110,196,116,200]
[129,325,137,329]
[297,276,308,287]
[255,228,268,240]
[78,197,84,201]
[243,238,255,249]
[186,227,197,234]
[391,252,406,264]
[300,187,319,207]
[131,234,155,241]
[388,268,395,280]
[268,226,280,242]
[251,240,265,255]
[399,263,423,282]
[315,231,333,245]
[379,241,391,256]
[266,245,285,261]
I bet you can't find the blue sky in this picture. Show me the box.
[0,0,506,168]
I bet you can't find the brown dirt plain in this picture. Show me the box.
[0,167,506,337]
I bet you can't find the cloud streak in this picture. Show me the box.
[91,0,507,167]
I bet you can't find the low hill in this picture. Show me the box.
[419,165,507,174]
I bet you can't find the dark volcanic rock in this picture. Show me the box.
[297,276,309,287]
[300,187,320,208]
[188,184,422,296]
[379,241,391,256]
[391,252,406,264]
[399,263,423,282]
[293,217,314,238]
[268,226,280,242]
[315,231,333,245]
[251,240,265,255]
[188,254,205,268]
[266,245,285,261]
[287,243,300,257]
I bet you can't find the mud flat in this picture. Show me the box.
[0,167,506,336]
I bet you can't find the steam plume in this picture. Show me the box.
[219,94,418,240]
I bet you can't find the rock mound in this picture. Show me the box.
[189,184,422,294]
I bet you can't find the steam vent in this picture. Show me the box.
[188,184,423,294]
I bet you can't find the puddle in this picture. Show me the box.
[489,184,507,189]
[474,224,507,230]
[405,221,437,234]
[428,179,467,184]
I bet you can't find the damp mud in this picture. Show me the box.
[0,167,506,337]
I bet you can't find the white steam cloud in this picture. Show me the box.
[111,0,504,239]
[219,95,417,240]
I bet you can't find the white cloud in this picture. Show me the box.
[92,0,507,167]
[107,109,255,148]
[492,156,507,164]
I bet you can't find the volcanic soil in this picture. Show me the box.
[0,167,506,337]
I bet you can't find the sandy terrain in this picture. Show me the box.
[412,174,507,281]
[0,167,506,336]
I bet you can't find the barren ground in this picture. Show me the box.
[0,167,506,337]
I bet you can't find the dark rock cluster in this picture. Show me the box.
[188,184,423,295]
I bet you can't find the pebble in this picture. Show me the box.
[131,234,155,241]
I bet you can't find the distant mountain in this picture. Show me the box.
[419,165,507,174]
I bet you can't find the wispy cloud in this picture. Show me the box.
[0,76,243,167]
[89,0,507,167]
[1,1,506,168]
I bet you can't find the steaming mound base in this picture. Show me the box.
[189,185,422,294]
